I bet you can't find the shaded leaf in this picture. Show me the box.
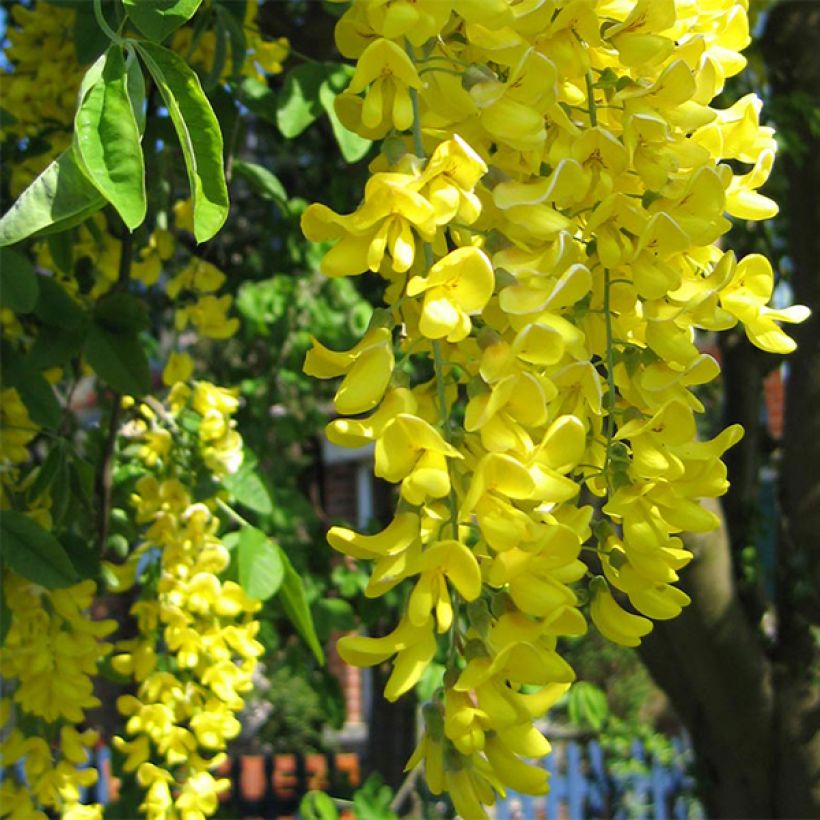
[1,341,62,429]
[84,323,151,396]
[136,42,229,243]
[94,292,150,334]
[0,511,79,588]
[34,275,86,329]
[0,150,105,247]
[0,248,39,312]
[233,160,287,211]
[123,0,203,43]
[236,77,277,124]
[72,4,109,64]
[237,526,284,601]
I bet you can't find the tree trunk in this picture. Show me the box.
[641,5,820,815]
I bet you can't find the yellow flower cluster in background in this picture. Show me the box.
[0,2,289,816]
[107,379,262,819]
[302,0,807,815]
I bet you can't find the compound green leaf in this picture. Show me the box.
[0,150,105,247]
[74,46,146,230]
[136,41,229,243]
[124,0,203,43]
[1,511,79,589]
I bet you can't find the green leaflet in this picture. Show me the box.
[278,545,324,664]
[233,160,288,213]
[319,66,372,164]
[84,322,152,396]
[126,47,147,134]
[136,41,229,243]
[0,248,39,313]
[1,341,63,429]
[74,46,146,230]
[276,63,326,138]
[0,511,79,589]
[237,526,284,601]
[123,0,203,43]
[0,150,105,247]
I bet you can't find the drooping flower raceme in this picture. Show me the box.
[303,0,807,816]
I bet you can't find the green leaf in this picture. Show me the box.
[84,323,151,396]
[299,791,339,820]
[319,69,372,164]
[74,46,147,230]
[236,77,277,124]
[0,149,105,247]
[1,341,62,429]
[94,292,150,334]
[237,526,284,601]
[233,160,287,211]
[28,445,66,501]
[276,63,327,138]
[46,232,74,275]
[136,42,229,243]
[33,275,86,330]
[123,0,203,42]
[222,457,273,514]
[125,47,147,134]
[201,17,228,91]
[73,4,109,64]
[0,248,39,312]
[277,545,324,663]
[0,511,79,588]
[1,594,11,647]
[567,681,609,731]
[28,326,87,369]
[214,2,247,82]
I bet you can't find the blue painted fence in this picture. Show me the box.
[496,736,702,820]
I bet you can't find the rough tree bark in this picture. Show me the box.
[640,3,820,816]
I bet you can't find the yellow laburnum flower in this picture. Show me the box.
[304,326,394,414]
[375,414,462,504]
[407,539,482,631]
[302,172,437,275]
[347,38,423,132]
[406,247,495,342]
[719,253,810,353]
[589,576,653,647]
[337,614,437,701]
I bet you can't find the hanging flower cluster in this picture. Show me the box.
[303,0,807,815]
[0,3,287,817]
[0,576,115,820]
[107,379,263,819]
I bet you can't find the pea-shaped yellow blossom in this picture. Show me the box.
[589,576,654,647]
[375,414,462,504]
[304,327,394,415]
[302,172,436,275]
[408,539,482,631]
[337,615,437,701]
[406,247,495,342]
[347,38,423,132]
[719,253,810,353]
